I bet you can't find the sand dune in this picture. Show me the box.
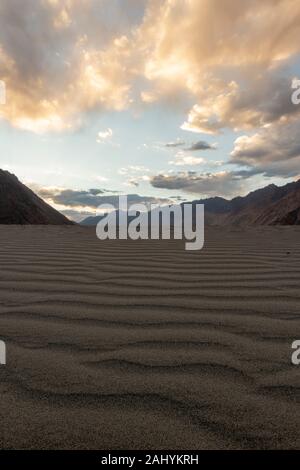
[0,226,299,449]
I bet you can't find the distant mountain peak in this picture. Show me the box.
[202,178,300,225]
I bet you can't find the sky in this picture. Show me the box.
[0,0,300,221]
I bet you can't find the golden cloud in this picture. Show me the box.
[139,0,300,132]
[0,0,299,133]
[0,0,139,132]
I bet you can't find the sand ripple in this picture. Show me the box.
[0,226,299,449]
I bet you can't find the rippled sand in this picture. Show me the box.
[0,225,299,449]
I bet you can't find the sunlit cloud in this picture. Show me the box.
[118,165,151,187]
[96,128,113,143]
[0,0,299,140]
[0,0,139,133]
[169,152,205,167]
[150,170,243,197]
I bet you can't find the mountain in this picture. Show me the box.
[196,180,300,225]
[0,169,73,224]
[80,215,103,226]
[274,207,300,225]
[80,179,300,226]
[81,212,116,227]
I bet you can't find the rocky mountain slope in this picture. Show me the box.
[0,170,73,224]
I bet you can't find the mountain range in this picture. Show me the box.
[191,179,300,225]
[81,179,300,226]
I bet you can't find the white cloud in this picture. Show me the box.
[169,152,205,166]
[96,128,113,143]
[151,170,243,197]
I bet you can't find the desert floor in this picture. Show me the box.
[0,225,299,449]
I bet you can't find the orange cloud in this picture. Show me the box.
[0,0,139,132]
[0,0,300,133]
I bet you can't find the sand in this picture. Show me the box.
[0,225,299,449]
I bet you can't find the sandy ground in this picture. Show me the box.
[0,225,299,450]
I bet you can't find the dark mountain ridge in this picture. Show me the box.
[0,170,73,224]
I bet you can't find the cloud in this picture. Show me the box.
[37,187,109,207]
[0,0,142,132]
[139,0,300,139]
[1,0,299,136]
[118,165,151,186]
[94,175,109,183]
[96,128,113,143]
[185,141,217,151]
[165,138,217,167]
[118,165,150,176]
[146,1,300,71]
[230,120,300,178]
[35,185,171,213]
[150,171,243,197]
[169,152,205,166]
[165,140,185,148]
[141,0,300,89]
[181,75,300,134]
[165,139,217,151]
[126,179,140,187]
